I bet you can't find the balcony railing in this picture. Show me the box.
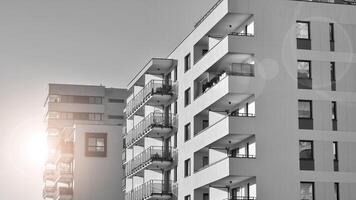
[56,187,73,198]
[43,186,56,198]
[125,112,177,148]
[126,80,176,118]
[195,65,254,100]
[56,142,74,163]
[125,180,173,200]
[125,146,175,177]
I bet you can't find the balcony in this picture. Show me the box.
[125,80,177,119]
[222,198,256,200]
[43,168,57,181]
[125,112,177,148]
[125,180,173,200]
[43,186,56,199]
[190,72,255,117]
[56,187,73,200]
[56,143,74,163]
[56,167,73,183]
[125,146,176,178]
[190,156,256,190]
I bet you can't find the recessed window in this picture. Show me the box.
[85,133,107,157]
[184,88,191,107]
[174,66,178,81]
[298,100,312,119]
[184,158,191,177]
[184,123,191,142]
[334,183,340,200]
[184,53,191,72]
[298,61,311,79]
[184,195,191,200]
[300,182,314,200]
[332,101,337,120]
[296,21,310,39]
[299,140,313,160]
[333,141,338,161]
[108,115,124,120]
[108,98,125,103]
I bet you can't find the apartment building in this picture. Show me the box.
[43,83,128,200]
[123,0,356,200]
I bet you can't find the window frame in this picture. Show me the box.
[329,23,335,42]
[298,100,313,119]
[85,132,107,157]
[184,53,191,72]
[299,140,314,161]
[300,182,315,200]
[332,101,337,121]
[184,158,191,177]
[333,141,338,161]
[296,21,311,40]
[297,60,312,79]
[184,88,191,107]
[184,123,191,142]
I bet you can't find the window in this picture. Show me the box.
[202,49,208,56]
[298,100,312,119]
[184,159,191,177]
[329,23,334,42]
[300,182,314,200]
[184,195,191,200]
[203,193,209,200]
[174,166,177,182]
[334,183,340,200]
[332,101,337,120]
[174,101,178,114]
[202,120,209,129]
[299,141,313,160]
[202,156,209,167]
[89,113,103,121]
[296,21,310,39]
[174,66,178,81]
[89,96,102,104]
[108,115,124,120]
[85,133,107,157]
[333,141,338,161]
[184,53,191,72]
[184,123,191,142]
[108,98,125,103]
[184,88,191,106]
[298,61,311,79]
[174,132,177,148]
[330,62,336,91]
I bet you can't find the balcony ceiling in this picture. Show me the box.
[208,13,251,37]
[128,58,177,89]
[209,134,252,149]
[209,176,251,188]
[209,93,251,111]
[209,53,252,72]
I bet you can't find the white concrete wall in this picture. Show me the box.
[73,124,123,200]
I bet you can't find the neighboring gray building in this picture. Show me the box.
[43,83,128,200]
[123,0,356,200]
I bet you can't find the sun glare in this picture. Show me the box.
[24,132,48,166]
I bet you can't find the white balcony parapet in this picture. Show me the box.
[125,80,177,118]
[43,169,57,181]
[125,112,177,148]
[56,167,73,183]
[221,197,257,200]
[56,143,74,164]
[125,146,176,178]
[125,180,173,200]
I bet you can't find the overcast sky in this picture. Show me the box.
[0,0,217,199]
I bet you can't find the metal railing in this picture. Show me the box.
[125,112,177,147]
[56,187,73,196]
[196,65,254,99]
[125,146,174,177]
[43,186,56,198]
[126,80,175,117]
[125,180,173,200]
[43,169,56,180]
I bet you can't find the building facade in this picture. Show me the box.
[43,83,127,200]
[123,0,356,200]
